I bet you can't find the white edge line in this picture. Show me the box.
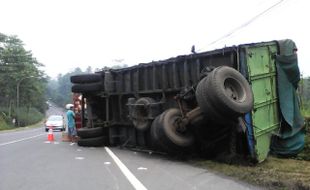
[0,133,45,146]
[105,147,147,190]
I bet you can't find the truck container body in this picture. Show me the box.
[71,39,303,163]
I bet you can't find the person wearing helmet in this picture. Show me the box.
[66,105,76,143]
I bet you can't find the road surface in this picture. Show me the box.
[0,104,261,190]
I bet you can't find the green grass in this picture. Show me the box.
[0,115,13,131]
[0,106,44,131]
[304,111,310,117]
[192,157,310,190]
[0,124,13,131]
[0,118,44,132]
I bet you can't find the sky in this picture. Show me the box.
[1,0,309,78]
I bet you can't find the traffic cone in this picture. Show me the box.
[47,126,54,141]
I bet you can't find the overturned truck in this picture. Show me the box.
[71,39,304,163]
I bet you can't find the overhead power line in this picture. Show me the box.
[199,0,285,51]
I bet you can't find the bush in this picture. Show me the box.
[0,115,12,130]
[0,106,44,128]
[297,112,310,160]
[0,107,15,130]
[16,107,44,127]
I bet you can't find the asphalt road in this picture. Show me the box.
[0,104,261,190]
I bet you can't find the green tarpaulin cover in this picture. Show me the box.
[270,39,305,156]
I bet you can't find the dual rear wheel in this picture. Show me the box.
[150,66,253,152]
[71,73,104,93]
[150,109,194,152]
[77,127,108,147]
[196,66,253,121]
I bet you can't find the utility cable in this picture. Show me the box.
[198,0,286,52]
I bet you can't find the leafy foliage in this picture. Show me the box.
[0,115,11,130]
[16,107,44,127]
[47,67,90,108]
[0,32,47,127]
[47,64,128,108]
[299,77,310,118]
[298,77,310,161]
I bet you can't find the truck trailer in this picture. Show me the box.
[70,39,304,163]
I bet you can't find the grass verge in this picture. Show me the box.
[192,157,310,190]
[0,120,44,133]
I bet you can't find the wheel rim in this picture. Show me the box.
[163,109,194,147]
[224,78,246,103]
[132,98,155,131]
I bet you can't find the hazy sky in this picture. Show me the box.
[1,0,309,78]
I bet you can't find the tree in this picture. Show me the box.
[86,66,92,73]
[47,67,89,108]
[0,32,47,126]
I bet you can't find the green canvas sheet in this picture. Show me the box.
[270,39,305,156]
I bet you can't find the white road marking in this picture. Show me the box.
[53,142,59,144]
[75,157,85,160]
[44,141,51,144]
[0,133,45,147]
[105,147,147,190]
[137,167,148,170]
[104,162,111,165]
[77,149,82,151]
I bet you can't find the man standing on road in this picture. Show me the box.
[66,105,76,144]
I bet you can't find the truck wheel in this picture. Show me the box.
[208,66,253,117]
[150,111,174,152]
[131,97,155,131]
[157,109,194,150]
[196,66,253,119]
[77,136,108,147]
[77,127,104,138]
[72,82,103,93]
[196,77,225,121]
[70,73,103,84]
[150,114,166,150]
